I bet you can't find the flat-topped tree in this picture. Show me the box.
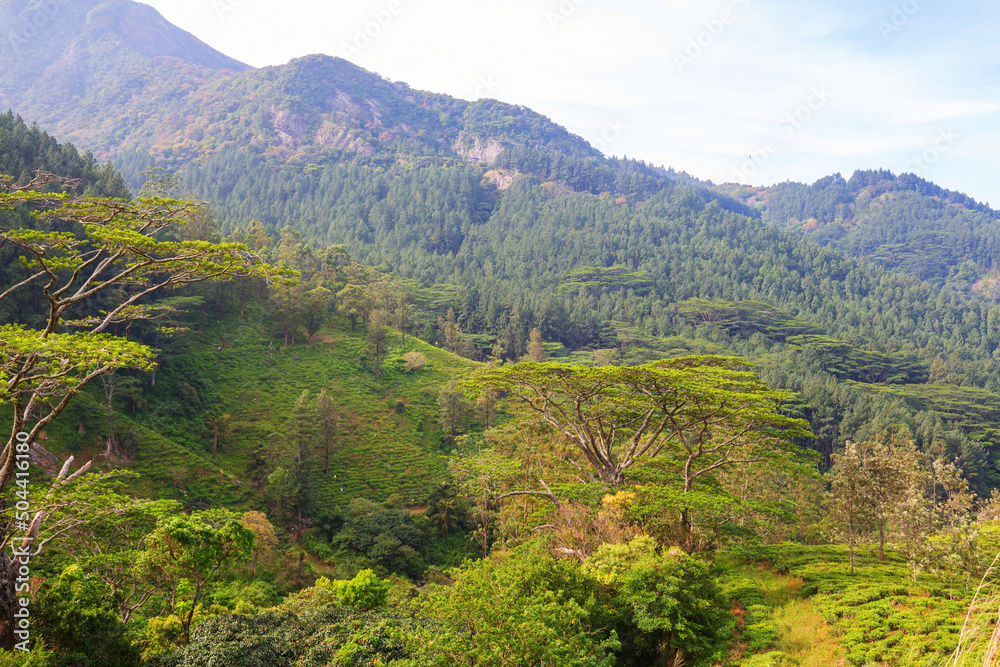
[0,172,292,649]
[468,356,812,489]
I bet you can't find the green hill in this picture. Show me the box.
[717,170,1000,290]
[36,299,473,513]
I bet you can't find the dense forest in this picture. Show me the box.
[166,126,1000,488]
[720,171,1000,288]
[5,5,1000,661]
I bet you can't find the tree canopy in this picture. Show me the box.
[468,356,812,487]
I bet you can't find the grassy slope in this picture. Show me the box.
[722,541,1000,666]
[35,303,475,514]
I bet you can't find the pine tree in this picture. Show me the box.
[367,309,390,382]
[316,389,339,475]
[444,307,460,354]
[438,380,469,448]
[527,328,546,362]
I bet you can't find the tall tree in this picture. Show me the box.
[438,380,470,448]
[136,510,254,645]
[866,437,916,562]
[288,390,316,539]
[469,356,811,487]
[932,458,977,596]
[827,441,873,575]
[300,285,333,343]
[335,283,371,332]
[527,327,546,362]
[367,309,390,382]
[0,173,288,649]
[442,307,460,353]
[316,389,339,475]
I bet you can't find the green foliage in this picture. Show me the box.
[136,510,255,643]
[170,611,303,667]
[583,537,733,666]
[558,266,653,296]
[742,605,780,651]
[740,544,969,666]
[0,643,54,667]
[33,565,140,667]
[725,170,1000,287]
[418,546,620,667]
[315,569,389,611]
[328,500,425,578]
[469,357,812,487]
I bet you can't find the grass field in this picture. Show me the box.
[30,302,477,514]
[721,543,985,666]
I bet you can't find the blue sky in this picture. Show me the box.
[143,0,1000,205]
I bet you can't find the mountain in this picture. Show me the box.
[0,0,247,143]
[7,3,1000,489]
[1,0,605,183]
[716,171,1000,290]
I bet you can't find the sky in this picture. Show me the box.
[141,0,1000,206]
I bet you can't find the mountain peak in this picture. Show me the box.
[0,0,247,116]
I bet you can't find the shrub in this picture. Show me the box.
[33,565,141,667]
[402,351,428,371]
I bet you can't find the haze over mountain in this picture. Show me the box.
[0,0,605,184]
[0,0,246,137]
[717,171,1000,290]
[6,4,1000,662]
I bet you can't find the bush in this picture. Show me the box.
[420,545,619,667]
[176,612,302,667]
[0,643,54,667]
[584,538,734,667]
[402,351,428,371]
[33,566,141,667]
[336,570,390,611]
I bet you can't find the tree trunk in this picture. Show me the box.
[0,550,17,650]
[182,583,199,645]
[848,528,855,575]
[680,508,693,553]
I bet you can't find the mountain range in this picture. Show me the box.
[6,0,1000,487]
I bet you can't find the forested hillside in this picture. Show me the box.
[7,8,1000,662]
[719,171,1000,290]
[172,135,1000,487]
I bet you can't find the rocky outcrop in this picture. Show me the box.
[483,169,519,191]
[272,109,306,145]
[314,121,374,156]
[456,137,505,163]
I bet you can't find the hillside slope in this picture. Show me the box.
[717,170,1000,289]
[0,0,247,144]
[1,0,602,183]
[33,301,474,512]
